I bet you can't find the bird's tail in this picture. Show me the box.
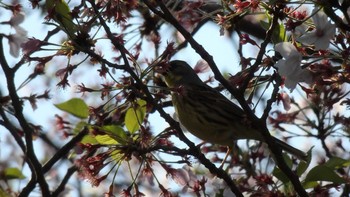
[273,137,308,161]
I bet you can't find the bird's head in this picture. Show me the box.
[163,60,202,88]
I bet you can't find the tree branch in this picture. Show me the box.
[0,35,50,196]
[19,128,88,197]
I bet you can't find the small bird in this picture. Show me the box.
[163,60,307,161]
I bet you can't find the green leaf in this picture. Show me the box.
[95,135,118,145]
[101,125,128,144]
[110,150,124,161]
[55,98,89,119]
[45,0,77,37]
[260,14,286,44]
[296,149,313,176]
[302,181,319,189]
[125,99,147,133]
[303,156,349,186]
[296,160,309,177]
[0,188,10,197]
[73,121,87,133]
[273,23,286,43]
[4,167,25,180]
[272,154,294,183]
[79,125,97,145]
[81,134,98,145]
[304,165,346,184]
[282,153,293,167]
[324,157,350,169]
[260,20,269,31]
[272,167,288,183]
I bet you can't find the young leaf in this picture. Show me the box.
[296,149,313,176]
[55,98,89,119]
[272,154,293,183]
[4,167,26,180]
[125,99,147,133]
[0,188,10,197]
[73,121,88,133]
[272,167,289,184]
[95,135,118,145]
[100,125,128,144]
[304,165,346,184]
[46,0,77,38]
[110,150,124,161]
[324,157,350,169]
[95,123,129,145]
[80,134,98,145]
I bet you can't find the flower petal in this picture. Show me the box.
[275,42,299,57]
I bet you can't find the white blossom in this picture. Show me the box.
[297,8,335,50]
[9,12,25,26]
[275,42,312,91]
[7,12,28,57]
[8,33,28,57]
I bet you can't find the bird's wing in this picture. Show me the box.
[189,84,245,120]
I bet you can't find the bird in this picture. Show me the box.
[162,60,307,161]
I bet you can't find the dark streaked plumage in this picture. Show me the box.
[164,60,307,160]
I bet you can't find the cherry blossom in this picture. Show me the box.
[275,42,312,91]
[6,12,28,57]
[8,12,26,35]
[297,8,335,50]
[193,59,210,74]
[8,32,27,57]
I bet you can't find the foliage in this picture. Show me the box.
[0,0,350,196]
